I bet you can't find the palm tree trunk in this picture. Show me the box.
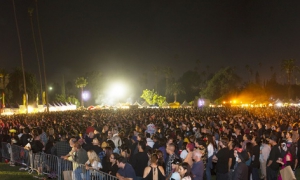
[81,87,84,107]
[12,0,28,113]
[174,93,177,103]
[29,9,43,104]
[35,0,49,112]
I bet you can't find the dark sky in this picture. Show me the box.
[1,0,300,85]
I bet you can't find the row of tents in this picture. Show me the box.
[133,101,192,108]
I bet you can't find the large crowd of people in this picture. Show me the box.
[0,107,299,180]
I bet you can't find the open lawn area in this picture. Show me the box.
[0,163,48,180]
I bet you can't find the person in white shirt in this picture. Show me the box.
[180,142,188,160]
[259,137,271,180]
[85,150,102,170]
[146,133,154,148]
[85,150,102,179]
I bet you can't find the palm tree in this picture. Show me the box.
[166,82,185,102]
[140,73,148,88]
[0,69,8,90]
[35,0,49,112]
[245,64,253,82]
[12,0,28,113]
[163,67,173,95]
[151,66,160,91]
[75,77,88,107]
[167,82,185,102]
[281,59,298,98]
[0,69,8,107]
[28,7,43,104]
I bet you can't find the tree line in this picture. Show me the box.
[1,59,299,107]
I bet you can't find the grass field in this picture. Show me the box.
[0,163,48,180]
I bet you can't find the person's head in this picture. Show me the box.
[92,137,100,146]
[188,135,195,143]
[117,156,127,169]
[120,145,131,158]
[234,126,241,134]
[150,153,159,164]
[265,123,270,130]
[181,142,188,150]
[69,138,77,148]
[243,134,252,141]
[23,127,30,134]
[110,153,119,164]
[107,130,112,138]
[178,162,191,178]
[257,122,262,129]
[186,143,195,152]
[281,131,287,138]
[107,140,116,149]
[138,140,146,152]
[286,131,293,140]
[155,150,163,159]
[112,127,119,135]
[219,136,229,148]
[234,148,249,163]
[48,128,54,136]
[251,136,261,146]
[103,125,109,132]
[228,140,237,150]
[192,149,202,162]
[171,158,182,170]
[268,135,278,145]
[73,142,82,151]
[105,146,113,161]
[177,133,183,140]
[167,137,174,146]
[206,134,214,146]
[88,131,95,139]
[281,141,287,152]
[167,143,175,155]
[87,150,100,163]
[146,133,151,139]
[137,133,144,141]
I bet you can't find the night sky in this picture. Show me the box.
[1,0,300,86]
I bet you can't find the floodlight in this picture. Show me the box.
[82,91,91,101]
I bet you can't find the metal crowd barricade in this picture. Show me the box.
[11,144,28,165]
[41,153,60,179]
[90,169,118,180]
[1,142,11,161]
[1,143,119,180]
[74,163,118,180]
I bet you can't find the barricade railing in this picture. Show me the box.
[11,144,29,166]
[1,142,11,161]
[2,142,118,180]
[61,160,118,180]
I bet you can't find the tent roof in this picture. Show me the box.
[141,101,150,107]
[133,101,142,106]
[162,101,169,106]
[181,101,191,107]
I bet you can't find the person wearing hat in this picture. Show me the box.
[266,135,281,180]
[233,148,249,180]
